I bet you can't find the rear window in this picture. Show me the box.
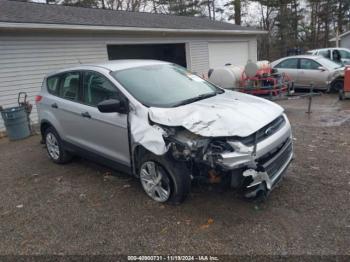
[47,75,60,95]
[275,58,298,69]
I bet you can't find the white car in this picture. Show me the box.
[306,47,350,65]
[270,55,344,91]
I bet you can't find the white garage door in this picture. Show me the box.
[208,42,249,68]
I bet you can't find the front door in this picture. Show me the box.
[298,58,328,89]
[76,70,130,166]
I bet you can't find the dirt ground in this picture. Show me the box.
[0,94,349,256]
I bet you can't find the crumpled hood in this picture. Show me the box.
[149,90,284,137]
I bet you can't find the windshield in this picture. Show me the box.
[111,64,223,107]
[339,49,350,59]
[317,57,342,69]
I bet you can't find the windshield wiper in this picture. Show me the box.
[173,92,217,107]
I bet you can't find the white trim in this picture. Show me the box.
[330,31,350,41]
[0,22,267,35]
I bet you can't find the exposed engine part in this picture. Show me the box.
[170,142,192,161]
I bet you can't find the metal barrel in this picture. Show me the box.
[0,106,30,140]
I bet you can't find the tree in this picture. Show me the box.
[224,0,245,25]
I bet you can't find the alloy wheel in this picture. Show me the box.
[140,161,171,202]
[46,132,60,160]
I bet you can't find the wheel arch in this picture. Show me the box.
[40,120,54,140]
[331,76,344,88]
[132,144,149,176]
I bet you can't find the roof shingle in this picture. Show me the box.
[0,0,260,31]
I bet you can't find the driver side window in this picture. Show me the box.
[300,59,320,70]
[82,71,122,107]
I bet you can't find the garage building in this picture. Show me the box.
[0,0,264,131]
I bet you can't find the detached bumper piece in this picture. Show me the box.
[243,138,293,199]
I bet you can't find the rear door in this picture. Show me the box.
[75,70,130,166]
[273,58,299,85]
[48,71,85,145]
[298,58,328,88]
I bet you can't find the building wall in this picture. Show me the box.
[340,34,350,49]
[0,30,257,131]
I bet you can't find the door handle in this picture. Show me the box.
[81,111,91,118]
[51,103,58,109]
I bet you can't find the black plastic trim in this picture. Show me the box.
[61,140,133,175]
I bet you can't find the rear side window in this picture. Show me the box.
[47,75,60,95]
[275,58,298,69]
[60,72,80,101]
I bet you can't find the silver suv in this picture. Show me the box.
[37,60,293,204]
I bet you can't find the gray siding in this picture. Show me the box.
[0,31,257,131]
[340,34,350,49]
[0,36,108,130]
[188,41,209,75]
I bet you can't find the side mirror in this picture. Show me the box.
[318,66,326,71]
[97,99,128,114]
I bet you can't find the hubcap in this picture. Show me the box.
[140,161,171,202]
[46,132,60,160]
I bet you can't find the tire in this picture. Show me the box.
[138,152,191,204]
[331,79,344,92]
[44,127,72,164]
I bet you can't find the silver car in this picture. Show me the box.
[36,60,293,204]
[270,55,344,91]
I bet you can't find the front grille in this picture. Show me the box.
[259,138,293,179]
[236,115,286,146]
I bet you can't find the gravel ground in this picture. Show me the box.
[0,94,349,256]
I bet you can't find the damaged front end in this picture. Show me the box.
[147,113,293,200]
[128,89,293,201]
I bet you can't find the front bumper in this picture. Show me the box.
[243,138,293,197]
[216,114,293,196]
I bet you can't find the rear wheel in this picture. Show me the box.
[44,127,72,164]
[138,152,191,204]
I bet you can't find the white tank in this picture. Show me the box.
[208,65,244,89]
[208,61,270,89]
[244,60,270,77]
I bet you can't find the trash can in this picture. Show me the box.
[1,106,30,140]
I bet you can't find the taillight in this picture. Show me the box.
[35,95,42,103]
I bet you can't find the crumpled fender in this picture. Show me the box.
[129,104,168,155]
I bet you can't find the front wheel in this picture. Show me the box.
[138,153,191,204]
[331,79,344,92]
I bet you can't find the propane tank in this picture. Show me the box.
[208,65,244,89]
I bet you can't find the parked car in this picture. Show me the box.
[36,60,293,204]
[270,55,344,91]
[306,47,350,65]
